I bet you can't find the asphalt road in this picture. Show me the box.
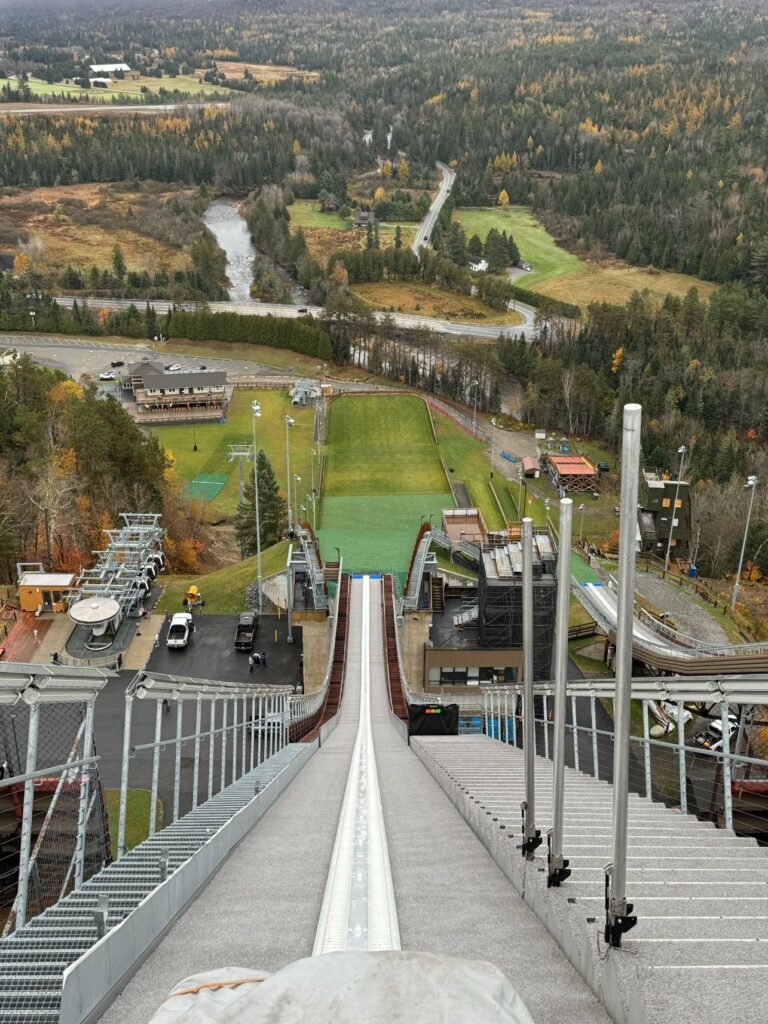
[3,334,298,382]
[49,290,536,341]
[411,161,456,255]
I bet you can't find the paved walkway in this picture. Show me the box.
[97,578,612,1023]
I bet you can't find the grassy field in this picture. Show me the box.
[18,73,231,102]
[323,395,448,496]
[214,61,318,83]
[156,542,289,615]
[351,282,524,325]
[149,390,315,516]
[318,395,453,574]
[0,183,194,275]
[104,790,162,857]
[288,201,417,265]
[453,206,717,307]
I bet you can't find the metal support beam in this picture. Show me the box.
[117,693,133,859]
[605,402,641,947]
[521,517,541,860]
[208,699,216,801]
[173,700,183,822]
[549,497,572,887]
[149,700,163,837]
[192,698,202,809]
[74,700,95,889]
[677,700,687,815]
[721,700,734,831]
[642,699,652,799]
[14,702,40,929]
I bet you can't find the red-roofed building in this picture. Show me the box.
[543,453,599,494]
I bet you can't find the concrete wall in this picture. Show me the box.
[401,610,432,691]
[300,615,330,694]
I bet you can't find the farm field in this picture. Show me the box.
[15,73,231,102]
[351,281,524,325]
[287,200,416,264]
[453,206,717,307]
[213,61,318,83]
[318,394,453,575]
[0,183,196,275]
[149,390,314,516]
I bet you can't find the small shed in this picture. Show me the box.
[354,210,375,228]
[522,456,539,478]
[18,572,75,614]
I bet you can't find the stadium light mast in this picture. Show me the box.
[252,401,263,612]
[285,415,295,531]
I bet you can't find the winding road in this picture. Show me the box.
[411,161,455,255]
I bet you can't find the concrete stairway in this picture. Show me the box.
[412,735,768,1024]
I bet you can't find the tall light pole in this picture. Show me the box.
[544,498,550,530]
[471,379,479,436]
[731,475,758,613]
[251,401,263,612]
[490,417,497,479]
[29,309,36,333]
[578,502,586,545]
[663,445,687,572]
[293,474,301,526]
[285,415,295,532]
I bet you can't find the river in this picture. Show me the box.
[202,197,256,304]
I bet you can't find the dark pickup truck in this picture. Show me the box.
[234,611,259,651]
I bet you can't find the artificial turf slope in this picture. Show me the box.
[318,395,454,576]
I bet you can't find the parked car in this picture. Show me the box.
[99,371,116,381]
[234,611,259,651]
[110,360,125,368]
[693,714,738,751]
[297,307,308,314]
[199,364,207,370]
[166,612,194,649]
[167,363,182,372]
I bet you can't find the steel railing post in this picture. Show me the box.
[208,699,216,801]
[590,694,599,778]
[722,701,734,831]
[549,497,572,886]
[241,696,247,775]
[117,693,133,858]
[15,702,40,929]
[250,696,256,770]
[571,695,580,772]
[192,697,202,809]
[605,402,641,947]
[74,700,95,889]
[231,698,238,781]
[677,700,687,815]
[149,700,163,836]
[220,700,228,790]
[642,699,652,798]
[258,695,264,765]
[504,692,509,743]
[521,517,541,860]
[543,695,550,759]
[733,705,748,778]
[483,692,488,736]
[511,693,517,746]
[173,700,183,822]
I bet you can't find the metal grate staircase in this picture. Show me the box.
[0,746,306,1023]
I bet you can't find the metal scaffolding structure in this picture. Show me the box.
[477,530,558,680]
[67,514,165,644]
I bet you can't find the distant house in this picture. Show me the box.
[320,193,340,212]
[543,453,600,494]
[353,210,375,228]
[469,258,489,273]
[87,62,131,76]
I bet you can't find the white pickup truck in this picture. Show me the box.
[166,612,194,649]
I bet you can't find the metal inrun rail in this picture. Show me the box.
[313,575,400,953]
